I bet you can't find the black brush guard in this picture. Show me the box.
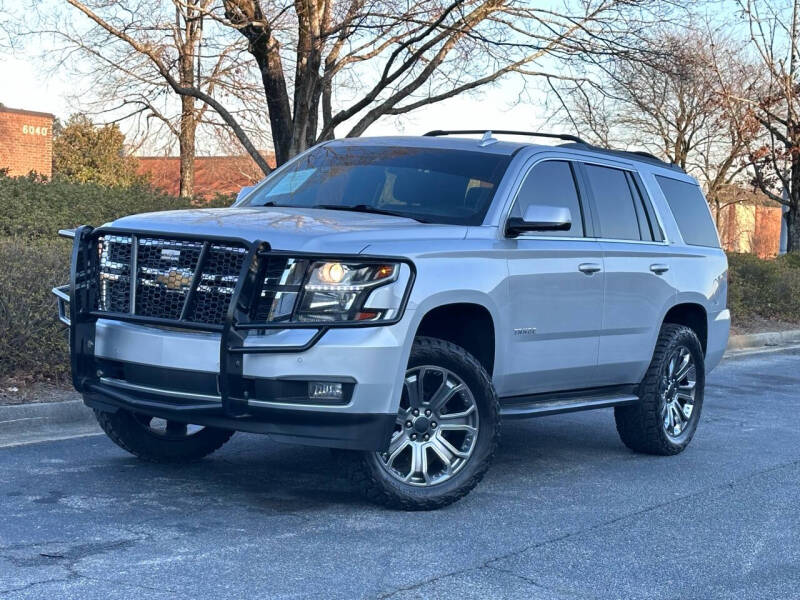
[55,226,412,447]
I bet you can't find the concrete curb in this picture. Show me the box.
[0,399,95,437]
[727,329,800,351]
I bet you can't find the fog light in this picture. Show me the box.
[308,381,344,401]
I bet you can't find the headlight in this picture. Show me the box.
[297,261,400,322]
[254,258,409,325]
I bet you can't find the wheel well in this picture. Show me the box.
[663,303,708,353]
[415,303,495,375]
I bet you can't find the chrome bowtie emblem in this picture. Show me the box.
[160,248,180,262]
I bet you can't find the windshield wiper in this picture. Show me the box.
[312,204,429,223]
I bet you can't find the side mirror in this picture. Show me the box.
[506,204,572,238]
[236,185,256,202]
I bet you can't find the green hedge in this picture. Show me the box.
[0,173,231,239]
[0,238,71,381]
[727,253,800,325]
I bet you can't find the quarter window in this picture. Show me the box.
[656,175,720,247]
[583,164,642,241]
[511,160,585,237]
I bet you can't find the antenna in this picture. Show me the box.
[479,131,498,147]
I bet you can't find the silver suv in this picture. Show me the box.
[54,130,730,510]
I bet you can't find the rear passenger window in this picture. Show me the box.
[655,175,720,247]
[583,164,642,240]
[512,160,584,237]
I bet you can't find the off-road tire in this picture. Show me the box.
[94,408,234,463]
[615,324,705,455]
[344,336,500,511]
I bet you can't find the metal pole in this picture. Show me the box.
[780,188,789,255]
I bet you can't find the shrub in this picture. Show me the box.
[727,252,800,325]
[0,174,231,239]
[0,238,71,381]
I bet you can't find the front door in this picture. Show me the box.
[500,159,604,397]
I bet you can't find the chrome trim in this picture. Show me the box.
[247,397,355,411]
[58,228,76,239]
[511,235,669,246]
[99,376,222,402]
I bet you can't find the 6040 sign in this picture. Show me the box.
[21,125,49,136]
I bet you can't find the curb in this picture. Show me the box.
[726,329,800,352]
[0,399,95,437]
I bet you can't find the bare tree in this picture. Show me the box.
[28,0,268,197]
[57,0,676,172]
[553,29,754,219]
[717,0,800,252]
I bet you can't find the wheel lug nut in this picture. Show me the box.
[425,409,431,416]
[406,420,412,428]
[431,422,437,428]
[412,409,419,416]
[411,433,417,440]
[423,434,429,441]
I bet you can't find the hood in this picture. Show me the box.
[109,207,466,253]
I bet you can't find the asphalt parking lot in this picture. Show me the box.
[1,347,798,599]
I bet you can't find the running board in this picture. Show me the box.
[499,389,640,419]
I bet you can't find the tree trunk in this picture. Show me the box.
[179,94,196,198]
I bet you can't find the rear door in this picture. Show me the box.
[502,159,605,396]
[578,162,677,385]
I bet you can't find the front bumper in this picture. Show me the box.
[54,226,415,451]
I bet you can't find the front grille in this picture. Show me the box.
[93,234,249,325]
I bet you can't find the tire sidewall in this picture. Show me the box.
[362,337,500,505]
[96,408,233,462]
[651,327,705,451]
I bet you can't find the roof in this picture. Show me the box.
[325,134,683,171]
[324,135,526,155]
[0,105,55,119]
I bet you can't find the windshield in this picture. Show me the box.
[240,144,511,225]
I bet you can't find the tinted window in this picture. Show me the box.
[511,161,584,237]
[584,164,641,240]
[656,175,720,247]
[241,145,511,226]
[629,173,664,242]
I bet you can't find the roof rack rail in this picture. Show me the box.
[422,129,684,172]
[423,129,589,145]
[627,150,666,162]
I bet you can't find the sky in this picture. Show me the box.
[0,0,745,156]
[0,0,557,155]
[0,44,549,152]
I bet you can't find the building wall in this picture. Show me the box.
[713,203,783,258]
[0,107,54,177]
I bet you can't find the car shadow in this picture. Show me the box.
[85,409,632,515]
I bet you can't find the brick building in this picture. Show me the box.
[136,153,274,198]
[0,105,54,177]
[711,186,783,258]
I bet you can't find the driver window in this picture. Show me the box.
[511,160,585,237]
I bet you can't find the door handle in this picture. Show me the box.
[578,263,602,274]
[650,263,670,274]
